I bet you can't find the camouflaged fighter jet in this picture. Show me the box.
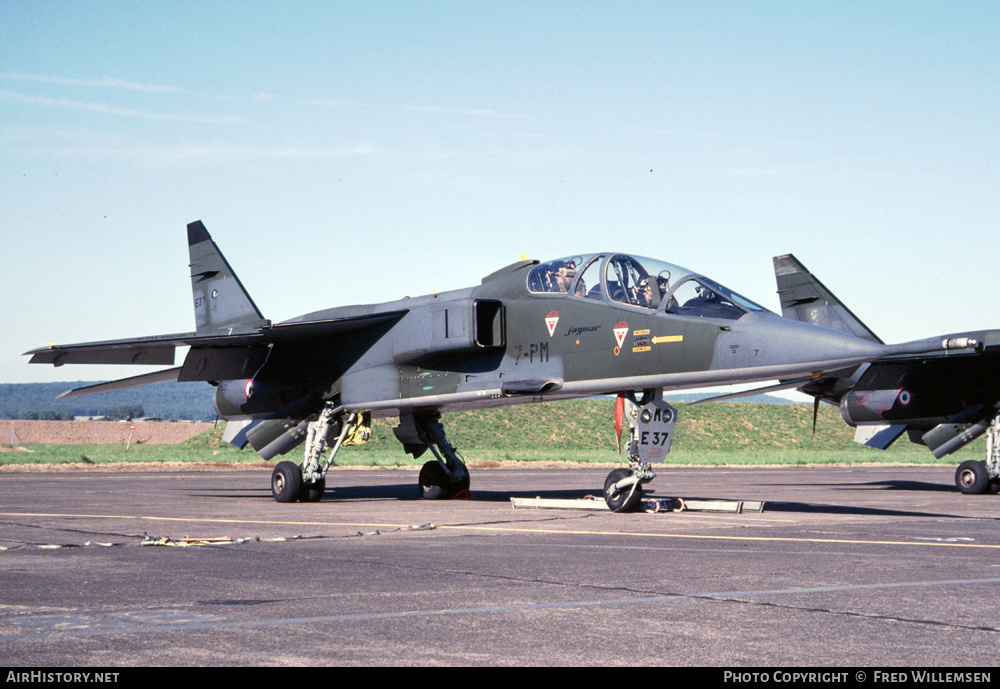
[769,256,1000,497]
[25,221,999,510]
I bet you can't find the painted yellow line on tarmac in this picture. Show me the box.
[2,510,999,550]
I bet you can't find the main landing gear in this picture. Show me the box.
[269,404,471,503]
[396,412,470,500]
[603,389,678,512]
[271,403,355,503]
[955,414,1000,495]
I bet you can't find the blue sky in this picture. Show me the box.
[2,1,998,387]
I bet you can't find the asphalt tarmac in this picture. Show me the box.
[1,465,998,667]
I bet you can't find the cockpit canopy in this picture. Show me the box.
[526,253,770,320]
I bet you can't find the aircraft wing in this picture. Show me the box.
[264,311,409,341]
[24,330,261,367]
[26,310,409,387]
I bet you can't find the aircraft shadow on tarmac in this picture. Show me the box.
[857,479,957,492]
[348,481,993,520]
[763,501,955,519]
[323,485,604,502]
[190,481,990,520]
[713,479,977,519]
[193,485,607,502]
[739,478,956,493]
[194,477,956,501]
[790,479,957,492]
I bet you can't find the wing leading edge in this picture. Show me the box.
[26,309,408,389]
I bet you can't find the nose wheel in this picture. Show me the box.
[604,468,644,512]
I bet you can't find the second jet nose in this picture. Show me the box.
[719,313,890,371]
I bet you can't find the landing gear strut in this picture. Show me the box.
[603,389,677,512]
[955,413,1000,495]
[395,412,470,499]
[270,402,362,503]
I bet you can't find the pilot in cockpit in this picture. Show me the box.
[553,262,587,297]
[633,275,669,308]
[553,263,575,291]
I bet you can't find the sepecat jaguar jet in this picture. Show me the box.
[26,221,1000,509]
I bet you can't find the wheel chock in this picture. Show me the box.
[644,498,765,513]
[510,496,765,513]
[510,496,609,510]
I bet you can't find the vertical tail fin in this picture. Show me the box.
[773,254,882,344]
[188,221,268,333]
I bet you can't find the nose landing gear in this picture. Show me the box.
[603,389,677,512]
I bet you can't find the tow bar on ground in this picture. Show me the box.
[510,496,765,513]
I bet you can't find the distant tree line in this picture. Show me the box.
[17,409,78,421]
[103,404,145,421]
[0,382,215,421]
[12,404,145,421]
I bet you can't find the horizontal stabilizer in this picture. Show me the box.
[56,367,183,399]
[773,254,882,344]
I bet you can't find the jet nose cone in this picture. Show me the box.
[731,314,888,372]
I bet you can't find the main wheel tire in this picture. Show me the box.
[955,460,990,494]
[272,461,303,503]
[300,477,326,503]
[604,468,643,512]
[419,461,449,500]
[296,463,326,502]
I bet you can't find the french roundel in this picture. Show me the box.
[244,379,254,399]
[897,389,912,407]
